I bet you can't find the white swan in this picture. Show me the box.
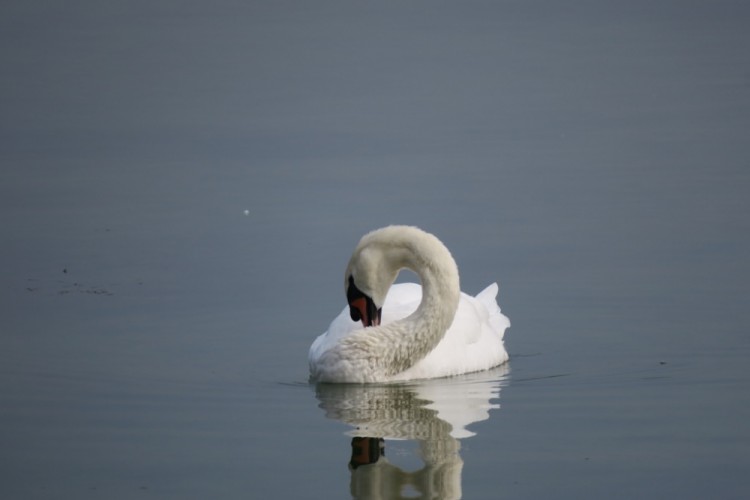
[309,225,510,383]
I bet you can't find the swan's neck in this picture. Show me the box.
[371,234,460,376]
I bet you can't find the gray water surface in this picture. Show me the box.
[2,1,749,498]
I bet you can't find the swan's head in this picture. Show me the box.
[345,244,399,328]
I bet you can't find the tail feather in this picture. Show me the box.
[475,282,510,336]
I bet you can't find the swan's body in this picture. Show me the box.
[309,226,510,383]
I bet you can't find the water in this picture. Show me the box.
[2,1,749,498]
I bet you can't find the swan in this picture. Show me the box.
[309,225,510,383]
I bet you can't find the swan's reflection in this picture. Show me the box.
[314,364,509,499]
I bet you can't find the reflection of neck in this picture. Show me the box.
[349,430,463,500]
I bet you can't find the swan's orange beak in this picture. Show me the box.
[347,276,382,328]
[350,296,381,328]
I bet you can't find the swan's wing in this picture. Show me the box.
[474,282,511,336]
[395,283,509,380]
[381,282,422,323]
[475,282,498,309]
[309,306,356,364]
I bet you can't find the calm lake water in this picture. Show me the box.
[2,1,749,498]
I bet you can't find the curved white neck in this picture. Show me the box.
[364,229,461,376]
